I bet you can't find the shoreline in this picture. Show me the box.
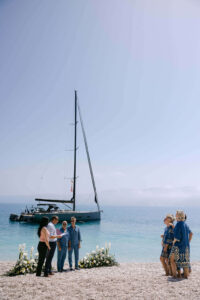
[1,262,200,299]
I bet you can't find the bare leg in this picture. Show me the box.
[184,267,189,279]
[160,256,169,275]
[177,269,181,278]
[167,258,173,276]
[170,254,177,278]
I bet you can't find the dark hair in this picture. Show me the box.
[51,216,58,221]
[37,217,49,237]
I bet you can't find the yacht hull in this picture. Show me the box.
[10,210,101,223]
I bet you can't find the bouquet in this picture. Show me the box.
[7,244,38,276]
[79,242,118,269]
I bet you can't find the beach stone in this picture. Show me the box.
[0,262,200,299]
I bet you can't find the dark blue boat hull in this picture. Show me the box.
[10,210,101,223]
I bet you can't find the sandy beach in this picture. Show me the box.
[0,261,200,299]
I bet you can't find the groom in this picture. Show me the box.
[68,217,82,270]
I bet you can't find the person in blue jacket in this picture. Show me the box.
[68,216,82,270]
[170,210,193,278]
[160,214,175,275]
[57,220,70,272]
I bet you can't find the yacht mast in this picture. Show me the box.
[72,90,77,211]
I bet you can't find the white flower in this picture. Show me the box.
[108,242,111,249]
[21,244,26,251]
[30,247,34,258]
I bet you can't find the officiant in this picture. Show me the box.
[57,220,70,272]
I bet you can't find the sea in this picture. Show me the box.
[0,203,199,263]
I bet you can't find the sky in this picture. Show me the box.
[0,0,200,206]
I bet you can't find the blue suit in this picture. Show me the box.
[57,227,69,271]
[68,225,82,268]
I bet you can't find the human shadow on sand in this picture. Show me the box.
[167,277,186,282]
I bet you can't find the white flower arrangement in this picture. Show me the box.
[79,243,118,269]
[7,244,38,276]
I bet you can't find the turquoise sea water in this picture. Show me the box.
[0,203,199,263]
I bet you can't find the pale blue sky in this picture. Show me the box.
[1,0,200,205]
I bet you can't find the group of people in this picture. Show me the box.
[160,210,193,279]
[36,210,193,278]
[36,215,82,277]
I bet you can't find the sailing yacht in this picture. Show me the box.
[10,91,101,223]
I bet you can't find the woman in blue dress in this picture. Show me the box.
[170,210,193,279]
[160,214,175,276]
